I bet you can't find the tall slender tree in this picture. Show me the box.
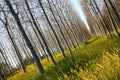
[4,0,44,75]
[25,0,56,65]
[0,6,26,72]
[38,0,66,59]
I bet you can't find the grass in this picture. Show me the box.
[7,36,120,80]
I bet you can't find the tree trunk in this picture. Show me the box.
[25,0,56,65]
[38,0,66,59]
[4,0,44,75]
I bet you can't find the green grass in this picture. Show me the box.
[7,36,120,80]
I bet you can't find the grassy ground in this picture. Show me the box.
[7,36,120,80]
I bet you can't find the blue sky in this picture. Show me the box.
[69,0,90,31]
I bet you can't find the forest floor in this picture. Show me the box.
[7,36,120,80]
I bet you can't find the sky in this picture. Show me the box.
[69,0,91,31]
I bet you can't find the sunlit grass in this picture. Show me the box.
[7,36,120,80]
[59,49,120,80]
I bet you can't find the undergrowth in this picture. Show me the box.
[7,36,120,80]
